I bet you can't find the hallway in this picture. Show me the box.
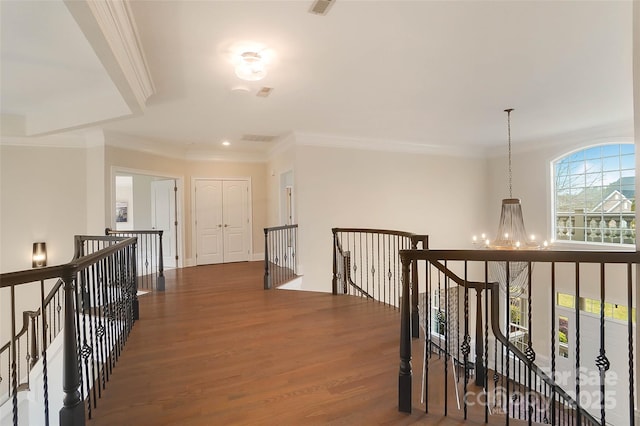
[87,261,518,425]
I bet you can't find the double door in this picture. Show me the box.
[195,179,250,265]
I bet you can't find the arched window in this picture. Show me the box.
[552,143,635,245]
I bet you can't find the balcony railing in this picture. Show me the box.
[556,210,636,244]
[332,228,428,339]
[105,228,165,291]
[264,224,298,289]
[0,235,139,426]
[398,248,640,426]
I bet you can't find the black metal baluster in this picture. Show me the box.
[105,256,114,377]
[506,261,511,426]
[526,262,534,426]
[79,268,92,419]
[73,270,86,419]
[462,261,470,420]
[357,232,362,296]
[39,279,50,426]
[391,234,396,305]
[551,262,557,426]
[11,284,18,426]
[90,262,101,404]
[365,232,369,298]
[484,261,489,423]
[265,228,271,290]
[425,258,430,413]
[444,262,449,417]
[98,259,107,391]
[574,262,581,425]
[627,263,635,426]
[377,233,381,303]
[596,263,608,425]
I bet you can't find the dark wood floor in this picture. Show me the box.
[88,262,531,425]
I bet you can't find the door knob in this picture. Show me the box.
[218,224,222,228]
[224,224,228,227]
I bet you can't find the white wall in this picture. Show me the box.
[0,145,88,272]
[0,144,88,345]
[85,144,105,235]
[133,174,153,229]
[266,138,296,226]
[295,143,489,293]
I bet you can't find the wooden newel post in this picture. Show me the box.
[29,310,40,369]
[264,229,271,289]
[332,229,338,295]
[157,230,165,291]
[409,236,426,339]
[399,256,412,413]
[59,269,85,426]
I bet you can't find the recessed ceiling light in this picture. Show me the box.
[222,140,231,146]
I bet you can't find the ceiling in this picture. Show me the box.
[0,0,634,159]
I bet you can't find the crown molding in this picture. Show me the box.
[64,0,155,114]
[485,119,635,158]
[105,131,186,159]
[105,130,268,163]
[267,132,296,160]
[184,149,267,163]
[0,133,88,149]
[292,131,487,158]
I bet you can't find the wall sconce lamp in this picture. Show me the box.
[32,242,47,268]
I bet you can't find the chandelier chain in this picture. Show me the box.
[505,108,514,198]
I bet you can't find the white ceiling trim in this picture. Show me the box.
[105,131,186,159]
[0,133,88,149]
[485,119,635,158]
[293,132,487,158]
[64,0,155,114]
[184,151,267,164]
[267,132,296,161]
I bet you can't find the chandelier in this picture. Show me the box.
[488,108,539,297]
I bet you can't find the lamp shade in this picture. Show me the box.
[32,242,47,268]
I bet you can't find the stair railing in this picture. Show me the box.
[0,235,138,426]
[105,228,165,291]
[332,228,428,337]
[399,248,639,426]
[264,224,298,289]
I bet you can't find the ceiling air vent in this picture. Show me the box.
[256,87,274,98]
[309,0,334,16]
[241,134,276,143]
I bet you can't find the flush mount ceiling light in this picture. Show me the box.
[222,140,231,146]
[235,52,267,81]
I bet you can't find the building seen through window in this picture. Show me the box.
[553,144,635,245]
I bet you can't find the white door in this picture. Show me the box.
[195,180,224,265]
[222,180,249,263]
[151,179,177,268]
[195,179,250,265]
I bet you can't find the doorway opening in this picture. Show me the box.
[112,169,183,269]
